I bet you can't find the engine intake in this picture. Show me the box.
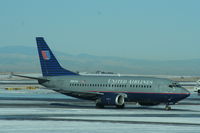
[115,94,125,105]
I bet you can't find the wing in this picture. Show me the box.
[54,89,103,101]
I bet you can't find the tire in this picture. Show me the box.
[96,103,104,108]
[116,104,125,109]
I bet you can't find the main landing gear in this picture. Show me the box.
[165,104,172,111]
[95,102,104,108]
[95,102,125,109]
[116,104,125,109]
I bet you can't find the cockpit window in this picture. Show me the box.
[169,82,181,88]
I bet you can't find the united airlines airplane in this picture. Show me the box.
[14,37,190,110]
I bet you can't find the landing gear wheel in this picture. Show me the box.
[165,105,171,111]
[96,103,104,108]
[116,104,125,109]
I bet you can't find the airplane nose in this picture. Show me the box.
[181,87,190,98]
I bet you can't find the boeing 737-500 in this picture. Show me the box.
[14,37,190,110]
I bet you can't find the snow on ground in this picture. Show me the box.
[0,120,200,133]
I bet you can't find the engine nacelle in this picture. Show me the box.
[99,93,126,106]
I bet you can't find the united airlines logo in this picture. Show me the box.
[41,50,51,60]
[108,79,153,85]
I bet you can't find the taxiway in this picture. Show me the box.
[0,87,200,133]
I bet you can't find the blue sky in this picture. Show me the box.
[0,0,200,60]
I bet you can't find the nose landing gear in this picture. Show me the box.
[165,104,172,110]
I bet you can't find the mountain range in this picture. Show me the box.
[0,46,200,76]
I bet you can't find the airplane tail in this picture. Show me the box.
[36,37,79,76]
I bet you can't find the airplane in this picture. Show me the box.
[13,37,190,110]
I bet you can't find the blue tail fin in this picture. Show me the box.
[36,37,79,76]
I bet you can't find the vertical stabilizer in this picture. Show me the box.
[36,37,78,76]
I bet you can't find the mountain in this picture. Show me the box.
[0,46,200,76]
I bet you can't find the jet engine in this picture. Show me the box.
[97,93,127,107]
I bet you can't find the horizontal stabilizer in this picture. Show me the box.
[12,74,49,83]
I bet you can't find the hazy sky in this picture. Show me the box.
[0,0,200,60]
